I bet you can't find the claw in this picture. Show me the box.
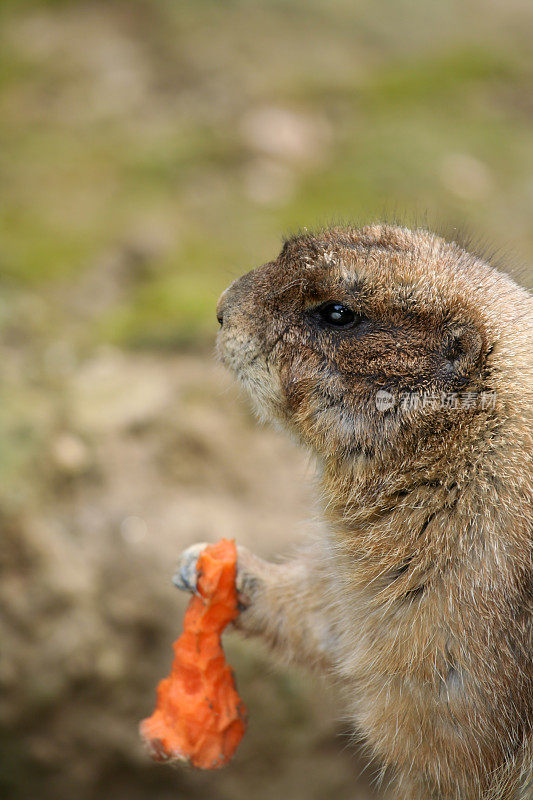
[172,542,208,594]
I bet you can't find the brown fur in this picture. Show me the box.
[184,225,533,799]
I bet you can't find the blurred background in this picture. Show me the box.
[1,1,532,798]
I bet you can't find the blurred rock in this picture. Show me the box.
[439,152,494,201]
[51,433,90,475]
[240,106,331,165]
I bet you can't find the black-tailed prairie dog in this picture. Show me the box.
[176,225,533,800]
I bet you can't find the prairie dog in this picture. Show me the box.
[176,225,533,800]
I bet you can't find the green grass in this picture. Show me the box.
[0,0,531,348]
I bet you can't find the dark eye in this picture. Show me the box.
[316,302,358,328]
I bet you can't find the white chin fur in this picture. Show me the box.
[237,363,284,423]
[217,333,284,424]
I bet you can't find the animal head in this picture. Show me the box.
[216,225,531,478]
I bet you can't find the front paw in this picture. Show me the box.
[172,542,208,593]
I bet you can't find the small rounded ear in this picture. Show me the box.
[444,325,483,379]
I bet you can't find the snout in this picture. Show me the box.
[215,270,257,329]
[215,269,267,376]
[214,261,292,424]
[216,289,227,326]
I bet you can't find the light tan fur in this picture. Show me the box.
[178,225,533,799]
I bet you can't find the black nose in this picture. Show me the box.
[217,312,224,326]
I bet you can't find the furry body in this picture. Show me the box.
[179,226,533,799]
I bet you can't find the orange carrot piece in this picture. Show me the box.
[139,539,247,769]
